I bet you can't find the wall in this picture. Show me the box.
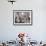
[0,0,46,42]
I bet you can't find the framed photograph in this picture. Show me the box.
[13,10,32,25]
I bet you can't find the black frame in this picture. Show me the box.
[13,10,33,26]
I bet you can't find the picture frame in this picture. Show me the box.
[13,10,32,25]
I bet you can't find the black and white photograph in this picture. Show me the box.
[13,10,32,25]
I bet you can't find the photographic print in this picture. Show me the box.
[13,10,32,25]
